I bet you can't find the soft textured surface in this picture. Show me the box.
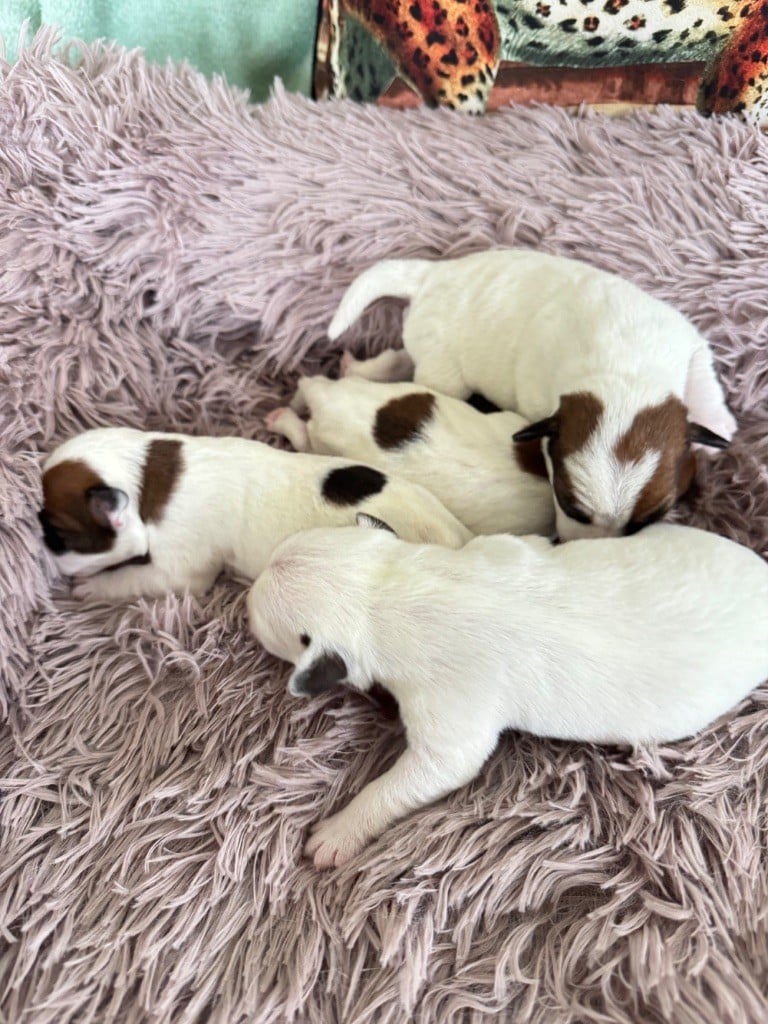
[1,30,768,1024]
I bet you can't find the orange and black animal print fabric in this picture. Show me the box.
[316,0,768,123]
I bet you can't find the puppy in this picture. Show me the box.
[264,375,555,536]
[38,427,471,602]
[248,517,768,869]
[328,250,737,540]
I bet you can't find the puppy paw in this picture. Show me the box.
[264,407,290,432]
[70,577,107,603]
[339,350,357,378]
[304,810,370,870]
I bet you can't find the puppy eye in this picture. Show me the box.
[38,511,68,554]
[566,507,591,526]
[300,633,310,648]
[624,507,667,535]
[558,500,591,525]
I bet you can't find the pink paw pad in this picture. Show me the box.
[264,407,289,431]
[339,351,357,378]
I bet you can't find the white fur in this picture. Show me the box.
[42,428,472,602]
[330,250,737,539]
[265,375,555,536]
[248,522,768,868]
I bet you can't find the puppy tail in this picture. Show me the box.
[328,259,430,340]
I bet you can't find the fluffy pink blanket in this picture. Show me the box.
[1,30,767,1024]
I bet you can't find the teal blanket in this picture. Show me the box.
[2,1,318,99]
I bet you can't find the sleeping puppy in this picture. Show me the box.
[38,427,471,602]
[248,515,768,869]
[264,375,555,536]
[328,250,737,540]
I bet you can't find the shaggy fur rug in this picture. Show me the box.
[1,30,767,1024]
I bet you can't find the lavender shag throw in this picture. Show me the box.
[1,29,767,1024]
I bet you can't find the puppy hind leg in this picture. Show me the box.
[341,347,414,382]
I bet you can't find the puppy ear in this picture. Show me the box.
[687,423,731,450]
[512,416,559,443]
[86,486,129,531]
[290,652,348,697]
[356,513,397,535]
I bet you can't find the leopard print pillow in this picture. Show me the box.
[316,0,768,124]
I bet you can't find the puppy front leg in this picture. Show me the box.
[71,565,215,604]
[305,743,488,869]
[341,347,414,383]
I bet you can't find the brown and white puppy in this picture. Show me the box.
[328,250,736,539]
[264,375,555,537]
[38,427,472,602]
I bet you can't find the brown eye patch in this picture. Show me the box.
[38,509,68,554]
[41,460,116,555]
[615,396,689,522]
[545,391,604,512]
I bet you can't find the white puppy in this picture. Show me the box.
[38,427,471,602]
[265,375,555,536]
[328,250,737,540]
[248,517,768,869]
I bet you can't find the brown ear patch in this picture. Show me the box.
[139,439,183,524]
[373,392,436,450]
[41,459,116,553]
[546,391,604,512]
[557,392,605,456]
[615,396,689,522]
[513,438,548,479]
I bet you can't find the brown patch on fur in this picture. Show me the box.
[557,392,605,456]
[615,396,690,523]
[373,392,436,450]
[41,459,116,553]
[139,439,183,524]
[548,391,604,513]
[514,438,548,479]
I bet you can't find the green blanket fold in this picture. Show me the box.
[2,0,318,99]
